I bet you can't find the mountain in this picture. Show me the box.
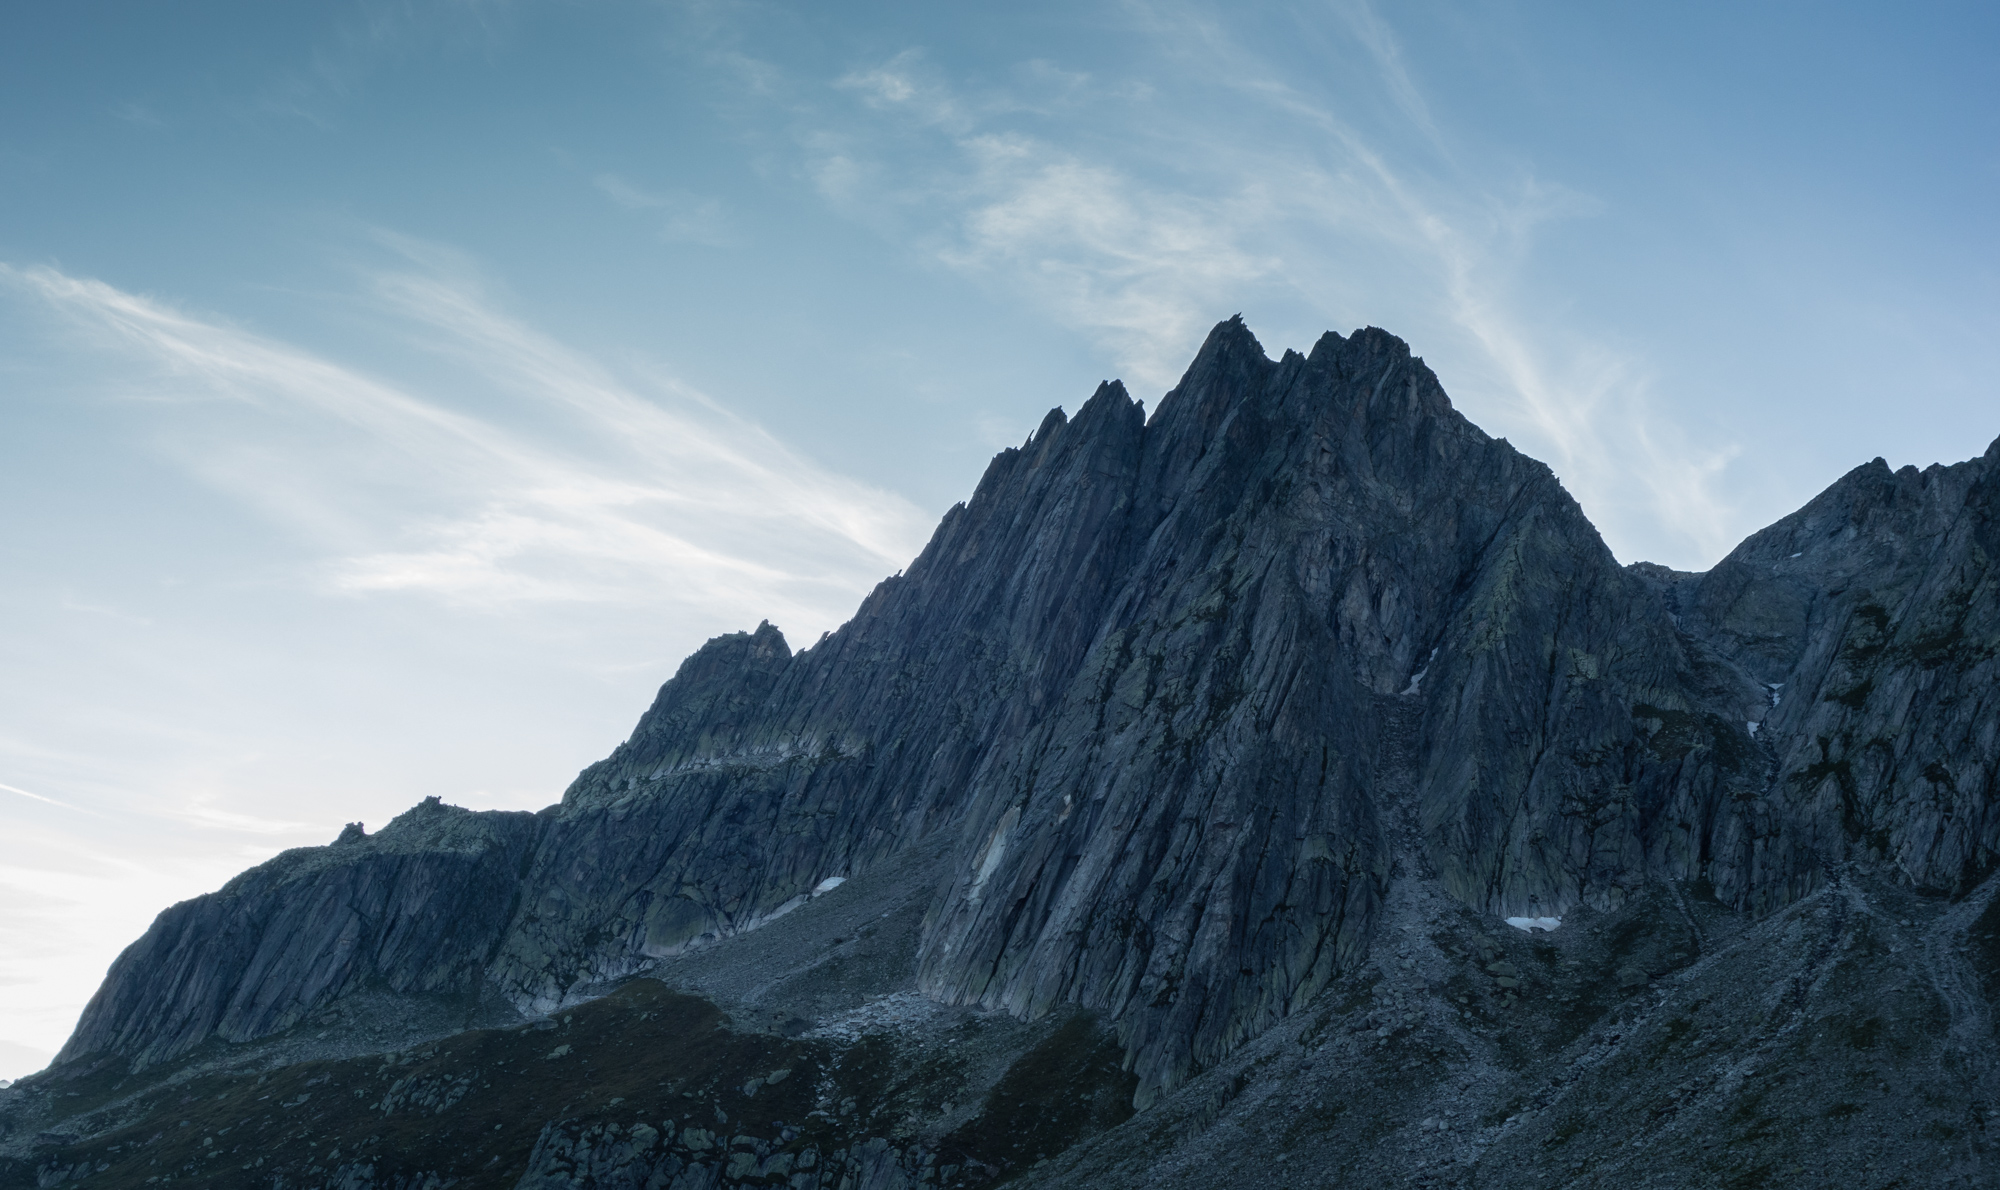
[5,318,1996,1189]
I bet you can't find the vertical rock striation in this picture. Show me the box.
[58,799,539,1068]
[1679,441,2000,895]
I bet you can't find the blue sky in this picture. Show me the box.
[1,0,1994,1079]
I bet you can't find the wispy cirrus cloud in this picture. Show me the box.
[938,137,1282,390]
[748,0,1743,566]
[817,52,1283,390]
[2,257,934,628]
[0,782,92,814]
[592,173,735,246]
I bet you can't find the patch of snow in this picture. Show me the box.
[967,806,1019,902]
[1504,916,1562,933]
[758,894,810,925]
[1747,721,1760,736]
[1767,682,1784,707]
[812,876,847,896]
[1789,552,1802,559]
[1401,647,1440,696]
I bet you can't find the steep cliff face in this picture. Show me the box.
[57,799,540,1069]
[47,318,2000,1118]
[492,379,1152,1015]
[910,322,1632,1093]
[1684,443,2000,894]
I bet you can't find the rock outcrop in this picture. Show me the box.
[42,317,2000,1125]
[1678,444,2000,895]
[59,799,540,1068]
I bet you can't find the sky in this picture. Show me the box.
[1,0,1995,1081]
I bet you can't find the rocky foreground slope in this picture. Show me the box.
[4,318,1997,1189]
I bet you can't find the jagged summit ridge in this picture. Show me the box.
[53,319,2000,1115]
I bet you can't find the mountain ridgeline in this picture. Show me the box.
[15,318,2000,1189]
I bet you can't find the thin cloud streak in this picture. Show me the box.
[361,256,922,564]
[2,261,935,634]
[173,797,328,837]
[0,782,93,814]
[1328,0,1445,149]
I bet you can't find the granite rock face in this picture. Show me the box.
[1676,444,2000,897]
[50,318,2000,1116]
[58,798,540,1069]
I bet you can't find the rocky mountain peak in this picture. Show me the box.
[12,319,1997,1190]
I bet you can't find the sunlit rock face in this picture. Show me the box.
[54,318,2000,1111]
